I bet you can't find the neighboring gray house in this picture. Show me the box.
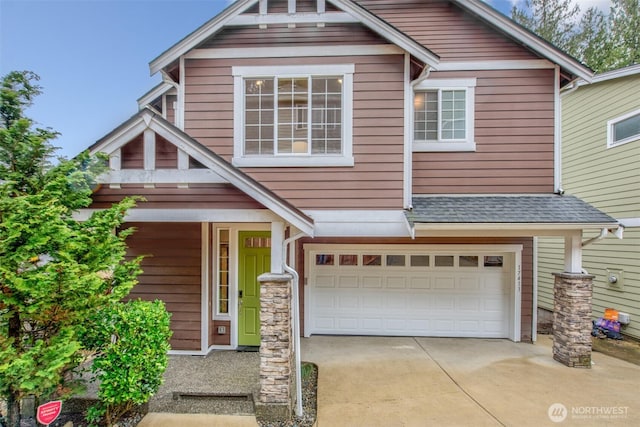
[537,64,640,339]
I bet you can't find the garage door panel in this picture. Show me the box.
[409,277,430,289]
[386,276,407,289]
[315,275,336,288]
[434,277,455,289]
[337,276,358,288]
[309,249,512,338]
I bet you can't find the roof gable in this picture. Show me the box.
[149,0,440,75]
[89,108,314,236]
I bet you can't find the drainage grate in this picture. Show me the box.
[172,392,253,402]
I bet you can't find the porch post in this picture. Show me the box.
[256,272,294,423]
[552,272,594,368]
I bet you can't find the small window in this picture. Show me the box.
[434,256,454,267]
[484,256,504,267]
[217,229,230,315]
[386,255,406,267]
[459,256,478,267]
[413,78,476,152]
[410,255,430,267]
[339,255,358,266]
[363,255,382,266]
[608,109,640,148]
[316,254,334,266]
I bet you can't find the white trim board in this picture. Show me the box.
[305,210,410,237]
[186,45,403,59]
[74,209,280,223]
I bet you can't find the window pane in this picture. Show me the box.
[434,256,454,267]
[339,255,358,266]
[459,256,478,267]
[410,255,430,267]
[440,90,465,140]
[217,229,230,315]
[316,254,334,265]
[386,255,405,267]
[613,113,640,142]
[484,256,503,267]
[245,79,274,155]
[363,255,382,266]
[414,91,439,141]
[310,78,343,154]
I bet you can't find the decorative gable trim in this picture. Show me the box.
[89,108,315,236]
[137,82,175,109]
[149,0,440,75]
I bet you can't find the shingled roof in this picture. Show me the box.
[406,195,618,226]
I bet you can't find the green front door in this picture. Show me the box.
[238,231,271,346]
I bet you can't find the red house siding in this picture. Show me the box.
[91,184,265,210]
[184,53,406,209]
[413,69,556,194]
[125,222,202,351]
[356,0,539,61]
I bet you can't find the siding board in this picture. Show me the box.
[355,0,539,61]
[125,222,203,351]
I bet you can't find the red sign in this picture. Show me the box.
[37,400,62,425]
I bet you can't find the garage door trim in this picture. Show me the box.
[304,244,522,341]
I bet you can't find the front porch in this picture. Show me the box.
[148,350,259,415]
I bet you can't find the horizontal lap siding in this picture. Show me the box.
[121,135,143,169]
[125,222,202,351]
[91,184,265,209]
[297,236,533,341]
[539,75,640,339]
[413,69,555,194]
[184,54,405,209]
[356,0,538,61]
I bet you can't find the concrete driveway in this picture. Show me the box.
[302,335,640,426]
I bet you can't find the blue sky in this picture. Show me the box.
[0,0,586,158]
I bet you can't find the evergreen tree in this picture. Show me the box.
[0,71,142,427]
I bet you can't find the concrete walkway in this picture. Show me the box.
[302,335,640,426]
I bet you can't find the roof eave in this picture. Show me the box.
[149,0,256,75]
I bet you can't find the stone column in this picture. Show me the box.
[255,273,294,423]
[552,272,594,368]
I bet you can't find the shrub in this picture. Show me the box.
[83,299,172,426]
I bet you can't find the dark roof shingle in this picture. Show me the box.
[406,195,617,225]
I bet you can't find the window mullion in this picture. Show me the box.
[437,89,442,142]
[307,76,312,155]
[274,77,279,155]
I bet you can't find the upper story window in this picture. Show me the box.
[413,78,476,152]
[233,64,354,167]
[607,108,640,148]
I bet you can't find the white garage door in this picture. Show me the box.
[307,247,513,338]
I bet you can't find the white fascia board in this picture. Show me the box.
[149,0,257,75]
[436,59,554,71]
[90,118,148,157]
[451,0,592,81]
[228,11,358,26]
[74,208,279,223]
[331,0,439,67]
[97,169,229,185]
[305,210,410,237]
[411,222,620,237]
[619,218,640,227]
[137,82,175,109]
[591,63,640,84]
[186,44,402,60]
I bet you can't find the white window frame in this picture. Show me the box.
[232,64,354,167]
[215,227,231,318]
[607,108,640,149]
[413,78,476,152]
